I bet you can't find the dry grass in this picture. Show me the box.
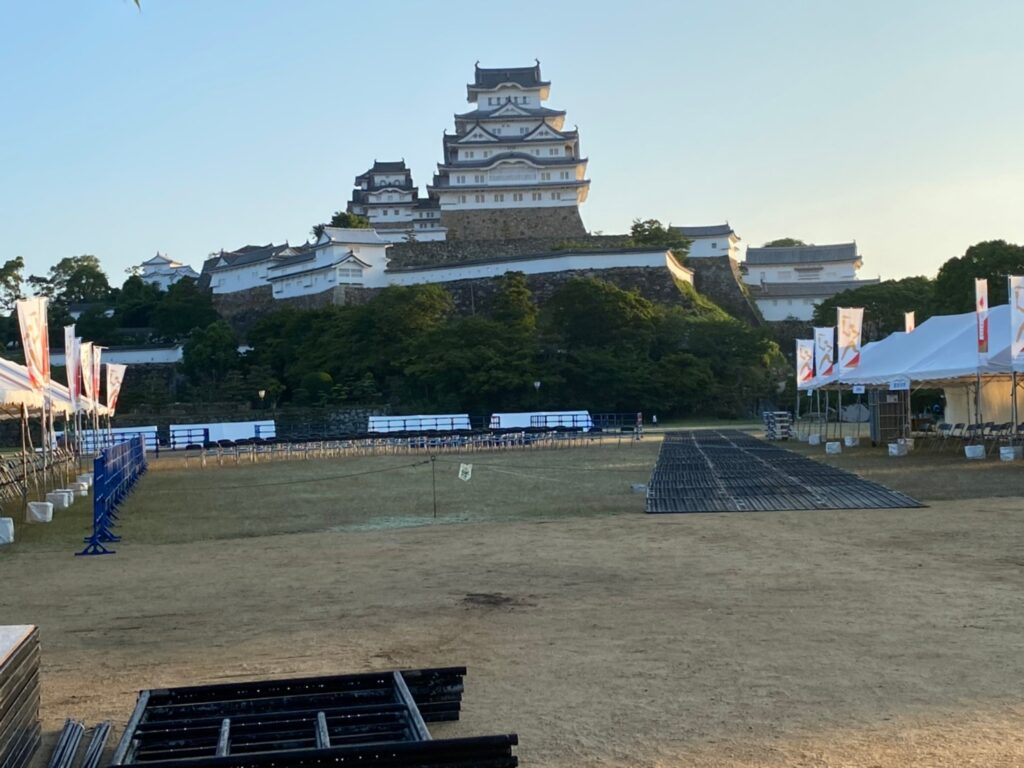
[3,435,1024,767]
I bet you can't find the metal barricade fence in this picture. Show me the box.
[77,437,148,556]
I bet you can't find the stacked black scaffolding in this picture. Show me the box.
[762,411,793,441]
[0,626,41,768]
[111,667,517,768]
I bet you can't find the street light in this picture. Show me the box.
[258,389,267,409]
[533,380,541,408]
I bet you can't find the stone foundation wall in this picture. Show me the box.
[388,234,631,268]
[440,206,587,240]
[439,267,688,314]
[213,285,376,339]
[688,256,763,325]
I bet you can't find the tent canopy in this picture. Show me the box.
[822,304,1013,387]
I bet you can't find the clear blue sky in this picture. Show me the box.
[2,0,1022,284]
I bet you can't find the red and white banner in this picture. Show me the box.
[813,327,835,379]
[16,297,50,390]
[1010,276,1024,362]
[64,326,78,408]
[976,278,989,355]
[837,307,864,374]
[92,346,103,404]
[796,339,815,389]
[904,312,915,333]
[80,342,95,401]
[106,364,127,413]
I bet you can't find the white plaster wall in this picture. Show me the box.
[743,262,858,285]
[210,264,272,294]
[688,236,740,259]
[755,297,818,322]
[437,186,583,209]
[51,347,183,365]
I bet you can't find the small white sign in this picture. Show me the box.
[458,463,473,482]
[852,385,866,394]
[889,377,911,392]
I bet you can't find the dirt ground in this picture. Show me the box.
[2,436,1023,767]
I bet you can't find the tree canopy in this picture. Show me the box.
[311,211,370,239]
[762,238,807,248]
[812,276,936,341]
[28,255,112,306]
[933,240,1024,314]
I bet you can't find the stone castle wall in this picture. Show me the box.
[387,234,631,268]
[688,257,763,325]
[440,206,587,240]
[440,266,688,314]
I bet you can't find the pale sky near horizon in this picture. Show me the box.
[1,0,1022,284]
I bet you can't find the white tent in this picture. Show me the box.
[834,305,1013,386]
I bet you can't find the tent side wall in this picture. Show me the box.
[943,380,1016,425]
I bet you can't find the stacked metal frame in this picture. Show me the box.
[111,667,517,768]
[0,626,41,768]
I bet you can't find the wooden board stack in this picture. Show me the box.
[0,626,40,768]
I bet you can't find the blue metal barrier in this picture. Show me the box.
[77,436,148,556]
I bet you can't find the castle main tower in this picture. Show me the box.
[427,61,590,240]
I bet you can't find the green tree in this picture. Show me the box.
[151,277,218,340]
[762,238,806,248]
[629,218,692,263]
[116,274,163,328]
[0,257,25,312]
[311,211,370,239]
[813,276,936,341]
[29,255,111,306]
[489,271,537,331]
[933,240,1024,314]
[182,321,240,389]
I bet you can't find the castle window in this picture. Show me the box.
[532,192,542,201]
[541,172,551,180]
[493,194,504,202]
[550,192,561,200]
[475,194,485,203]
[711,242,717,249]
[456,175,466,184]
[474,174,485,183]
[459,195,466,203]
[513,192,523,201]
[549,148,559,156]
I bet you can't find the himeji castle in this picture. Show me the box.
[426,61,591,240]
[346,160,446,243]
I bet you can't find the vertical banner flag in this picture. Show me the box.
[905,312,915,333]
[64,325,78,408]
[795,339,815,389]
[1010,276,1024,362]
[813,327,836,379]
[106,364,127,413]
[976,278,989,355]
[92,346,103,405]
[16,297,50,390]
[837,307,864,374]
[80,342,95,401]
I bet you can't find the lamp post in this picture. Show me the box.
[533,380,541,408]
[258,389,267,409]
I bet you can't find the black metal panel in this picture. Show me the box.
[0,627,40,768]
[646,430,923,513]
[112,668,516,768]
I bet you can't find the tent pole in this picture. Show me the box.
[1007,370,1015,444]
[975,372,982,438]
[837,387,843,440]
[20,405,28,507]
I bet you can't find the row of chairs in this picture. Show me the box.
[929,421,1023,453]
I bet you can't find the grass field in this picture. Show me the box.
[2,435,1024,767]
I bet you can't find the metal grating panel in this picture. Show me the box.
[111,668,516,768]
[646,430,923,513]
